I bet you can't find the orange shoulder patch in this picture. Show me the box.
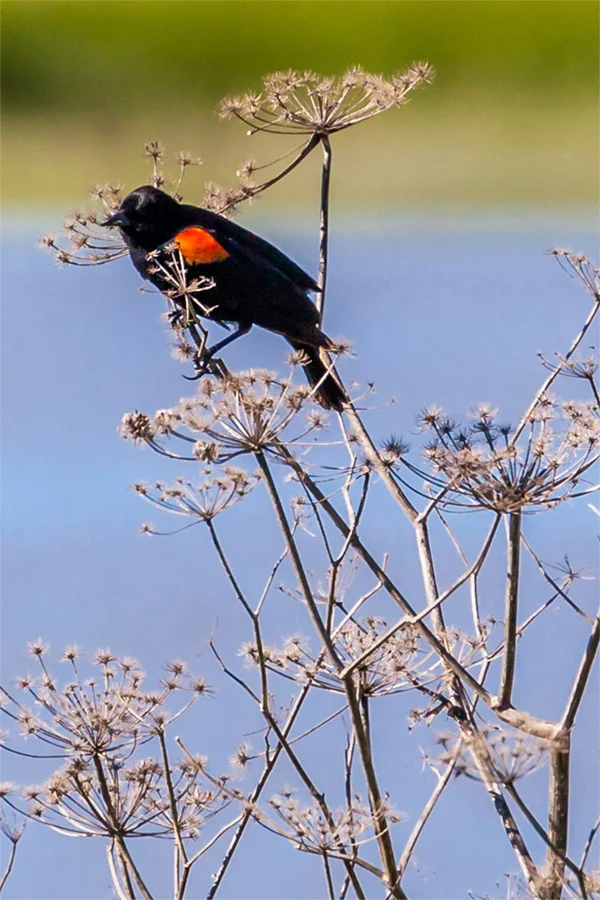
[174,227,230,265]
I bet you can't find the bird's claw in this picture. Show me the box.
[182,352,215,381]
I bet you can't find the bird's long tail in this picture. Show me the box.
[288,340,348,412]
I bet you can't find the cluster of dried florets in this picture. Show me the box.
[267,787,404,851]
[134,469,259,529]
[40,143,203,268]
[0,645,228,842]
[396,397,600,513]
[41,185,128,267]
[8,753,228,841]
[435,726,549,785]
[1,643,209,753]
[119,368,344,460]
[549,249,600,302]
[240,620,482,702]
[205,64,435,214]
[220,64,435,137]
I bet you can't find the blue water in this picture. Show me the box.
[2,213,598,899]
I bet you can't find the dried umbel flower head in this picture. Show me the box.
[134,469,259,528]
[1,645,226,844]
[241,618,465,699]
[268,788,403,851]
[208,64,434,214]
[6,753,228,842]
[41,144,202,267]
[436,727,549,784]
[549,249,600,302]
[220,64,435,137]
[405,398,600,513]
[0,643,209,759]
[119,368,341,461]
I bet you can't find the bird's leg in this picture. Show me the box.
[183,324,253,381]
[167,307,186,329]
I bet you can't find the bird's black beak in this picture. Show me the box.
[101,210,129,228]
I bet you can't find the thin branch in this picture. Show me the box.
[322,850,336,900]
[521,536,594,625]
[545,741,572,900]
[396,743,462,882]
[157,730,188,899]
[497,513,522,710]
[559,604,600,732]
[107,840,133,900]
[580,815,600,871]
[0,837,19,896]
[511,296,600,444]
[341,514,500,679]
[184,814,243,869]
[342,408,418,522]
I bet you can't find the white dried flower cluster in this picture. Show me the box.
[241,620,482,701]
[17,755,227,840]
[269,787,404,851]
[40,144,201,267]
[436,726,549,784]
[134,469,259,525]
[405,398,600,513]
[1,644,208,758]
[0,645,224,842]
[119,369,335,459]
[220,64,435,137]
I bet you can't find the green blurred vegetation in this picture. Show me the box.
[2,0,598,209]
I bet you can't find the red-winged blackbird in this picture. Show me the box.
[102,185,346,410]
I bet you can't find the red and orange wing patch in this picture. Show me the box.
[174,227,230,265]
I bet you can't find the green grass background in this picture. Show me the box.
[2,0,598,209]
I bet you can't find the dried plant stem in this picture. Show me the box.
[255,451,342,668]
[157,730,189,899]
[342,513,498,677]
[498,513,522,709]
[204,516,362,897]
[206,519,271,705]
[504,777,586,899]
[559,604,600,731]
[316,135,332,317]
[322,850,335,900]
[467,731,542,895]
[221,134,320,215]
[580,815,600,871]
[344,408,418,521]
[544,742,571,899]
[92,754,153,900]
[521,535,594,624]
[0,839,19,896]
[279,447,489,696]
[511,298,600,444]
[396,742,462,881]
[256,450,406,899]
[206,682,352,898]
[107,840,133,900]
[113,841,136,900]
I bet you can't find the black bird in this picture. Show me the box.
[102,185,346,410]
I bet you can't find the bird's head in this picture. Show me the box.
[101,185,182,250]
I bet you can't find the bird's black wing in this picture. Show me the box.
[179,204,320,295]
